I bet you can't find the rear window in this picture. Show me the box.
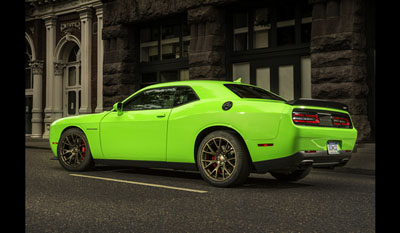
[224,84,286,101]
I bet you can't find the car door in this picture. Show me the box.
[99,87,176,161]
[166,86,200,163]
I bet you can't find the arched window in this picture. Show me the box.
[25,40,33,90]
[63,43,81,116]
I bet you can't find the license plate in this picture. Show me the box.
[327,142,340,154]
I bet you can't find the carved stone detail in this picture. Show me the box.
[30,60,44,75]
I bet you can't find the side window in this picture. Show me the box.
[174,86,199,107]
[124,87,176,111]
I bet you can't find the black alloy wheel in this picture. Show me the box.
[57,128,94,171]
[197,130,250,187]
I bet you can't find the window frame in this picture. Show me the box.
[173,86,200,107]
[138,15,190,90]
[121,85,200,112]
[226,0,312,100]
[224,83,286,101]
[228,0,312,53]
[139,16,189,65]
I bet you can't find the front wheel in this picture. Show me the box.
[57,128,94,172]
[197,130,250,187]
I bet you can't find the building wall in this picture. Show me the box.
[101,0,374,142]
[310,0,373,141]
[25,0,374,142]
[25,0,104,138]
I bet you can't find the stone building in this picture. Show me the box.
[25,0,104,138]
[25,0,375,142]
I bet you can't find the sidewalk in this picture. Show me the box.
[25,137,375,175]
[25,137,51,150]
[334,143,375,175]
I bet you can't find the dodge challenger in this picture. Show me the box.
[49,80,357,187]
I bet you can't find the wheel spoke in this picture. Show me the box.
[64,136,73,147]
[60,133,87,168]
[205,144,216,154]
[223,166,231,176]
[203,151,215,156]
[203,160,216,169]
[212,139,219,150]
[226,159,235,167]
[201,137,236,182]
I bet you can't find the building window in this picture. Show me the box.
[139,16,190,89]
[253,8,271,49]
[276,2,296,47]
[233,11,248,51]
[229,0,312,100]
[64,43,81,116]
[300,1,312,44]
[232,62,250,83]
[140,18,190,63]
[161,24,180,60]
[25,40,33,90]
[140,26,159,62]
[231,0,312,50]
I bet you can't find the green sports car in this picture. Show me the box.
[49,80,357,187]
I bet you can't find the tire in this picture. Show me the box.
[57,128,94,172]
[197,130,250,187]
[270,166,312,182]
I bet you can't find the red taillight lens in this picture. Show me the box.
[292,108,352,128]
[332,116,350,126]
[292,112,320,124]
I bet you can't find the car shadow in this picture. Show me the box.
[91,165,313,189]
[93,165,204,180]
[243,176,313,189]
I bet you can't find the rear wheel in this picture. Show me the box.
[57,128,94,171]
[197,130,250,187]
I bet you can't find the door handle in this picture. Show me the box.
[156,113,166,118]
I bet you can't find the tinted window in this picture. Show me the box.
[124,87,176,111]
[174,86,199,107]
[224,84,285,101]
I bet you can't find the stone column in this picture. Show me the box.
[187,5,226,80]
[43,15,57,139]
[53,62,65,120]
[95,6,104,113]
[30,60,44,138]
[310,0,371,141]
[79,8,92,114]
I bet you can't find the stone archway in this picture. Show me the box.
[53,35,81,119]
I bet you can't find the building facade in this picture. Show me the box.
[25,0,104,138]
[25,0,375,142]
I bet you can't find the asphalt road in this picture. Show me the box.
[26,148,375,232]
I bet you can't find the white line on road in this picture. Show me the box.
[69,174,208,194]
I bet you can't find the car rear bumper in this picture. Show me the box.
[253,150,352,173]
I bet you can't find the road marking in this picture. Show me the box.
[70,174,208,194]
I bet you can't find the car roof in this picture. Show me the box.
[123,80,284,102]
[145,79,240,87]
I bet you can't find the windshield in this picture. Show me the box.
[224,84,286,101]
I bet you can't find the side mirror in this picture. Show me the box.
[113,102,123,116]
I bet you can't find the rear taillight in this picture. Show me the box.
[292,112,319,125]
[332,116,350,126]
[292,109,352,129]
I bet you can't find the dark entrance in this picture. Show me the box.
[25,96,33,135]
